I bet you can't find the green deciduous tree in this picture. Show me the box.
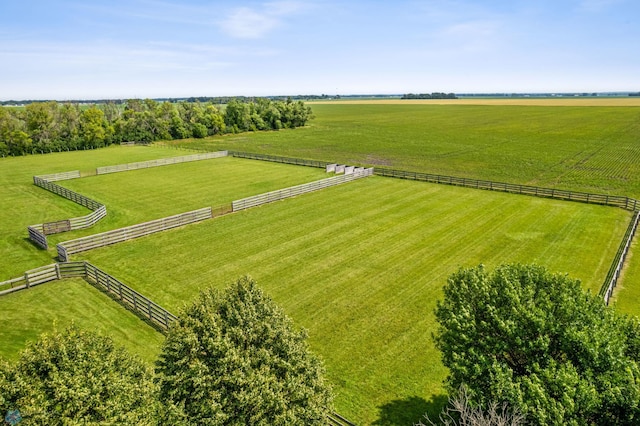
[0,325,160,425]
[434,264,640,425]
[156,276,333,425]
[79,106,112,148]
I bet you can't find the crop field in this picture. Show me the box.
[1,102,639,424]
[178,103,640,198]
[72,174,628,424]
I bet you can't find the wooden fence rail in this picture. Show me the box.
[600,210,640,304]
[96,151,228,175]
[232,168,374,211]
[29,174,108,248]
[84,262,178,330]
[35,170,81,182]
[374,168,638,211]
[33,176,103,210]
[57,207,216,261]
[0,261,177,331]
[0,264,59,295]
[229,151,329,169]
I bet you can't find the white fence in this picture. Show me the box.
[96,151,228,175]
[35,170,81,182]
[232,168,374,211]
[57,207,213,261]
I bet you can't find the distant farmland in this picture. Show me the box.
[1,100,639,424]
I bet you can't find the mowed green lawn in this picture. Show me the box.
[49,156,326,244]
[0,149,326,279]
[179,104,640,198]
[0,278,163,364]
[78,176,628,424]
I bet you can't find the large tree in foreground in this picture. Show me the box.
[434,264,640,426]
[156,276,333,425]
[0,325,159,425]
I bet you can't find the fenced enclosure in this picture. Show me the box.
[57,206,218,261]
[96,150,228,174]
[232,168,374,211]
[0,261,177,331]
[29,173,107,248]
[600,210,640,304]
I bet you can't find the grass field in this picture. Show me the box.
[177,103,640,198]
[75,176,628,424]
[0,278,163,364]
[49,156,326,244]
[0,149,326,279]
[1,103,639,424]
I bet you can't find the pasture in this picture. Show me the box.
[74,172,627,424]
[1,101,639,424]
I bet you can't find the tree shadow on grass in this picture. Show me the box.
[372,393,448,426]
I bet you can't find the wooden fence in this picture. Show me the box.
[35,170,81,182]
[374,168,639,211]
[29,175,107,249]
[0,261,177,331]
[326,412,357,426]
[232,168,374,211]
[600,210,640,304]
[57,207,217,261]
[0,264,60,295]
[84,262,178,330]
[95,151,228,175]
[33,176,103,210]
[229,151,329,169]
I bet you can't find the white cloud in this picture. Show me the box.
[218,1,310,39]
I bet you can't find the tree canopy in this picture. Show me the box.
[434,263,640,426]
[0,98,313,156]
[156,276,333,425]
[0,325,159,425]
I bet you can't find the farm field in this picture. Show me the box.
[1,103,639,424]
[177,103,640,198]
[0,278,163,363]
[77,176,629,424]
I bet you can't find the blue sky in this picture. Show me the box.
[0,0,638,100]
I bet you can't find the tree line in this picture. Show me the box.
[0,98,313,156]
[401,92,457,99]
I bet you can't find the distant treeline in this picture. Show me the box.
[0,98,312,156]
[401,92,457,99]
[0,95,333,107]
